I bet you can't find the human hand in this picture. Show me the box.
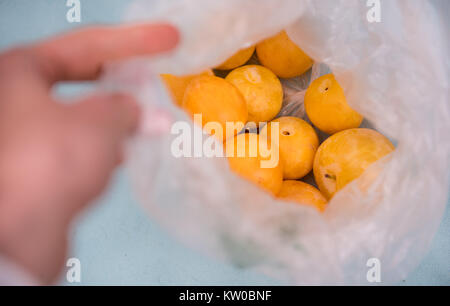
[0,24,179,284]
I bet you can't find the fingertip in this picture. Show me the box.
[140,23,180,54]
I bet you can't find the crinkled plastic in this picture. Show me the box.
[101,0,450,285]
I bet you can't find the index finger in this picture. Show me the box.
[32,23,179,84]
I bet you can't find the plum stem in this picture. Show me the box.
[325,173,336,180]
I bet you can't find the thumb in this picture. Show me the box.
[60,93,141,202]
[69,92,141,146]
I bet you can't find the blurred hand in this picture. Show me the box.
[0,24,179,284]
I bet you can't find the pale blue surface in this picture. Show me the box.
[0,0,448,285]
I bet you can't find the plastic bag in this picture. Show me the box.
[101,0,450,285]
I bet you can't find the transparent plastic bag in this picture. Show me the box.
[101,0,449,285]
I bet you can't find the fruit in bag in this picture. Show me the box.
[161,70,213,106]
[260,116,318,180]
[313,128,395,199]
[225,133,283,196]
[277,180,327,212]
[256,30,313,78]
[226,65,283,124]
[182,75,248,141]
[215,45,255,70]
[305,74,363,135]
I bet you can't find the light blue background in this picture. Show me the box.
[0,0,448,285]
